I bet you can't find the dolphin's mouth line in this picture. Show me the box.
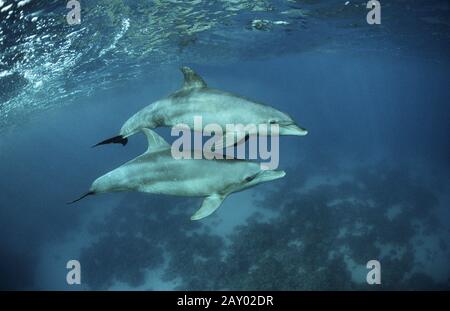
[278,122,308,136]
[276,120,296,126]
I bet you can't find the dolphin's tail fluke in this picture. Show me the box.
[67,191,95,204]
[92,135,128,148]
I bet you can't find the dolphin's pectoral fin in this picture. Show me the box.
[191,194,226,220]
[181,66,207,90]
[92,135,128,148]
[141,128,170,153]
[213,131,247,150]
[233,134,250,147]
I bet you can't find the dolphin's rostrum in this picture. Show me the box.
[94,66,308,148]
[71,129,286,220]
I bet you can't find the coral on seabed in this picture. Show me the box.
[80,160,450,290]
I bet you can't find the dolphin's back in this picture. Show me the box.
[162,88,279,127]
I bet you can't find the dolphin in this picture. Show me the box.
[93,66,308,148]
[72,129,286,220]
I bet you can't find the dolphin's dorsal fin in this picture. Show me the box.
[181,66,207,90]
[142,128,170,153]
[191,193,226,220]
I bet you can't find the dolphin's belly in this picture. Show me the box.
[123,155,252,197]
[141,176,223,197]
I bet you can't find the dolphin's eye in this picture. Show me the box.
[245,175,256,182]
[269,120,277,124]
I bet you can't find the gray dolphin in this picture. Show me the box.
[93,66,308,148]
[73,129,286,220]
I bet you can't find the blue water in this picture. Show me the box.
[0,1,449,290]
